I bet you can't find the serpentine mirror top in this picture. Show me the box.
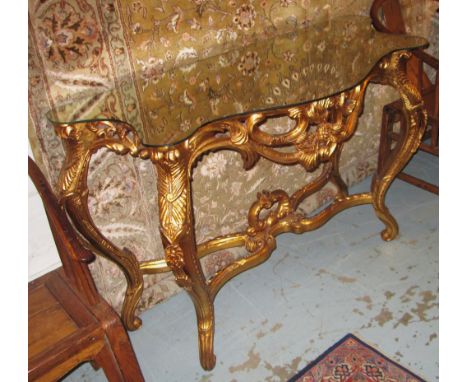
[47,15,427,147]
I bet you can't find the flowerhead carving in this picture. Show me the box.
[296,124,338,170]
[165,244,192,289]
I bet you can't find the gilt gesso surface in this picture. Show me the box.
[28,0,437,319]
[51,44,427,370]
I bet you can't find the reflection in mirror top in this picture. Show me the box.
[47,15,427,147]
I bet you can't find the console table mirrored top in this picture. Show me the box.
[47,15,426,146]
[47,14,428,371]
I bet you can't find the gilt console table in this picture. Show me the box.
[47,16,427,371]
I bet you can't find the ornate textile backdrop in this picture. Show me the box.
[28,0,437,313]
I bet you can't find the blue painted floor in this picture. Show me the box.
[64,150,438,381]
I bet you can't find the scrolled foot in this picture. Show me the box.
[200,350,216,371]
[122,284,144,331]
[127,316,142,331]
[381,225,398,242]
[374,205,399,242]
[201,357,216,371]
[199,328,216,370]
[122,312,142,331]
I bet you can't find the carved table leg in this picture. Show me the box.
[50,49,427,372]
[54,121,145,330]
[370,51,427,241]
[153,147,216,371]
[65,194,143,330]
[330,143,349,200]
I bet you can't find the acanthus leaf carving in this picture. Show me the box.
[49,49,427,371]
[155,149,189,244]
[55,121,143,198]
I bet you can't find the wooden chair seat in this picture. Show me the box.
[28,157,144,381]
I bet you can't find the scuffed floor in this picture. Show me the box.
[64,150,438,382]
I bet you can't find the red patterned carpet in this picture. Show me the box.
[289,334,426,382]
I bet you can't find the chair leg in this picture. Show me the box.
[95,344,126,382]
[431,118,439,152]
[397,172,439,194]
[103,317,145,381]
[378,98,438,195]
[394,115,438,195]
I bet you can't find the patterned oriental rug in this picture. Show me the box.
[288,334,426,382]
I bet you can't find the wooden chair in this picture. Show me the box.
[371,0,439,194]
[28,157,145,381]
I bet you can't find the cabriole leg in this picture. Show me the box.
[54,121,145,330]
[330,143,349,200]
[154,147,216,370]
[370,51,427,241]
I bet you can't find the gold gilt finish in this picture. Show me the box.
[53,51,426,370]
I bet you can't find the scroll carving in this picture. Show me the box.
[54,121,144,330]
[369,51,427,240]
[55,121,142,198]
[188,84,366,174]
[50,50,426,371]
[245,190,296,253]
